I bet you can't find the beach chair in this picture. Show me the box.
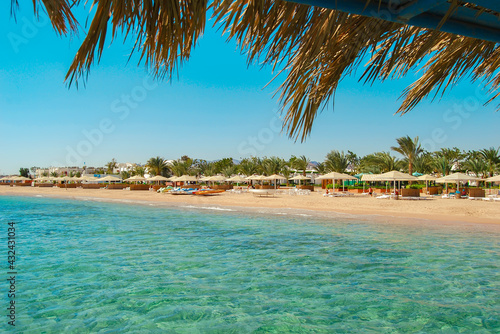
[375,194,391,199]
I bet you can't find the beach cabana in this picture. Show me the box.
[226,175,248,187]
[204,175,227,188]
[174,175,198,188]
[435,173,481,193]
[176,175,198,182]
[147,175,169,184]
[206,175,226,182]
[264,174,287,190]
[81,176,99,182]
[418,174,437,194]
[289,174,310,186]
[485,175,500,195]
[317,172,357,192]
[125,175,146,184]
[12,176,31,182]
[373,171,418,195]
[246,175,266,187]
[98,175,123,183]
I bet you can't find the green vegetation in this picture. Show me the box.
[23,139,499,184]
[19,168,30,178]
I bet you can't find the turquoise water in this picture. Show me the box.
[1,196,499,333]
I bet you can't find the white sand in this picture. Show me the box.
[1,186,499,225]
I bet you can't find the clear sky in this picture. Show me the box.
[1,3,499,174]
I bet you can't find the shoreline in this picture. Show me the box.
[1,186,499,226]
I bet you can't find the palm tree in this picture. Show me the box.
[290,155,310,176]
[314,162,327,175]
[261,157,287,176]
[42,171,49,177]
[106,158,117,174]
[238,159,258,176]
[50,171,59,177]
[463,158,488,178]
[200,161,217,177]
[146,156,168,176]
[434,148,463,175]
[214,158,234,174]
[346,151,360,174]
[361,152,401,173]
[432,155,453,177]
[20,1,499,141]
[391,136,423,175]
[480,147,500,177]
[412,152,433,175]
[169,158,195,177]
[132,166,146,177]
[325,150,349,173]
[121,171,131,180]
[221,166,237,178]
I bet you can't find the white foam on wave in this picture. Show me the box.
[181,205,234,212]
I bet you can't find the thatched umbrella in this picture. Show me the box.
[373,171,418,194]
[417,174,437,194]
[318,172,357,192]
[289,174,310,186]
[436,173,481,193]
[264,174,287,190]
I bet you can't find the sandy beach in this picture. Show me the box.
[1,186,499,225]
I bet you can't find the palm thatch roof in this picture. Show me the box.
[13,0,500,141]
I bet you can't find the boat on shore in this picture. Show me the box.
[193,189,225,196]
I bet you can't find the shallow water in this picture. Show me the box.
[1,196,499,333]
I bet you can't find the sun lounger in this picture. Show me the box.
[249,189,276,197]
[376,194,392,199]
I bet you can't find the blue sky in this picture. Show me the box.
[1,3,499,174]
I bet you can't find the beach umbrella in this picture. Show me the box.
[373,171,418,194]
[226,175,248,187]
[98,175,123,183]
[435,172,481,192]
[199,176,212,182]
[289,174,310,186]
[147,175,169,182]
[13,176,31,182]
[246,175,266,180]
[418,174,437,194]
[318,172,357,192]
[485,175,500,194]
[246,175,266,187]
[125,175,146,183]
[200,175,226,187]
[226,175,248,183]
[174,175,198,187]
[175,175,198,182]
[264,174,287,190]
[207,175,227,182]
[485,175,500,182]
[81,176,99,182]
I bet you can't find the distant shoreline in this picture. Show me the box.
[1,186,499,226]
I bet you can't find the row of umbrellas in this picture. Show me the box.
[0,176,31,181]
[4,171,500,186]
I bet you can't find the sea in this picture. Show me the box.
[1,195,499,333]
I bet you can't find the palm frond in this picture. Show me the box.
[28,0,500,140]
